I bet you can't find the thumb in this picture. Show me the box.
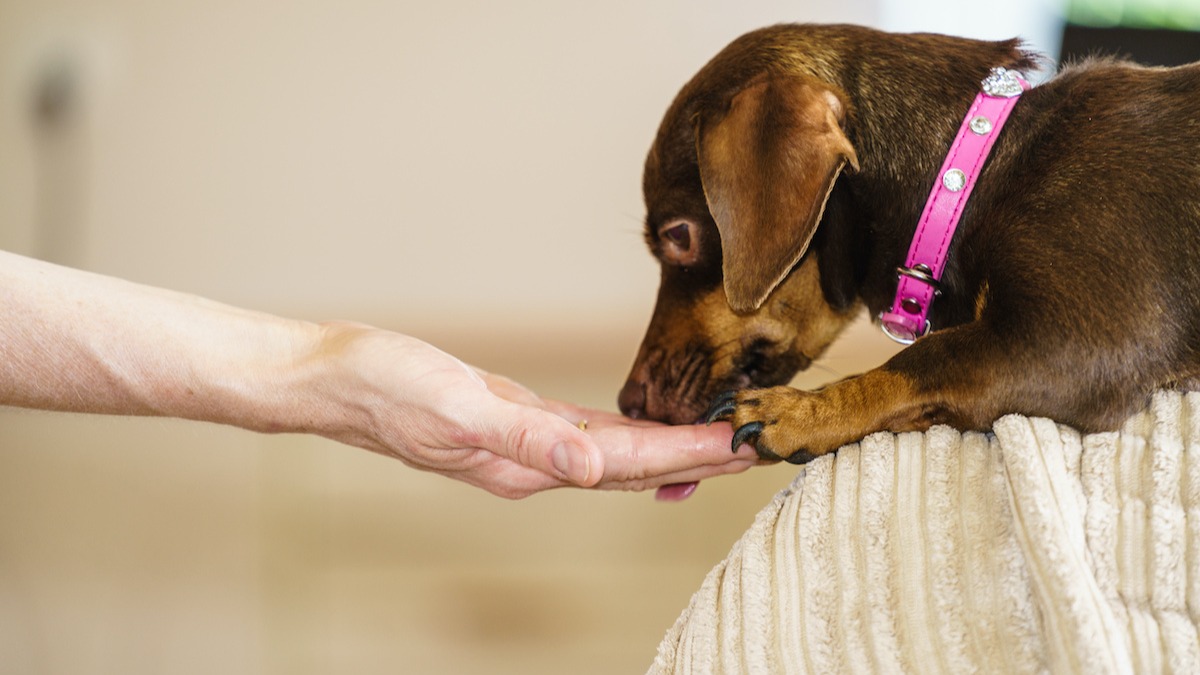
[478,401,604,487]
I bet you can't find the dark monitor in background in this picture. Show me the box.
[1059,0,1200,66]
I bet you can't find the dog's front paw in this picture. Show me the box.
[704,388,820,465]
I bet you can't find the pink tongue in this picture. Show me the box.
[655,481,699,502]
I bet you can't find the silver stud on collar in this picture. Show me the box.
[942,168,967,192]
[969,115,993,135]
[981,67,1024,98]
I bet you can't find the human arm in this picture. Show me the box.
[0,250,752,498]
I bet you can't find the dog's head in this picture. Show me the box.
[619,27,863,423]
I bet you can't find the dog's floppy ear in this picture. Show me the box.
[697,76,859,313]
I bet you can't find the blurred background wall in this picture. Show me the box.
[1,1,1193,673]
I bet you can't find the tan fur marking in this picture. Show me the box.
[974,280,989,321]
[729,368,928,458]
[695,255,860,381]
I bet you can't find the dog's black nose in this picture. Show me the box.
[618,379,647,419]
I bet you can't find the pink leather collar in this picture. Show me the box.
[879,67,1030,344]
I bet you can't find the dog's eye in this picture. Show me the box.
[658,219,698,266]
[663,222,690,247]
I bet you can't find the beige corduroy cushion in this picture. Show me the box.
[650,390,1200,674]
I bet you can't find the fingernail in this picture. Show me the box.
[552,443,591,484]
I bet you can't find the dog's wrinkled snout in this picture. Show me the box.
[618,377,648,419]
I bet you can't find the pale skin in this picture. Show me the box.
[0,250,753,500]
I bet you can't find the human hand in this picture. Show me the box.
[480,369,756,500]
[312,323,755,499]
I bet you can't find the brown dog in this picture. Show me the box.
[618,23,1200,463]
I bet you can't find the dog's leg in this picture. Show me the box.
[707,320,1143,463]
[706,370,924,463]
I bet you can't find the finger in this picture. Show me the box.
[592,421,746,482]
[595,453,756,492]
[470,398,605,487]
[452,456,567,499]
[536,399,662,428]
[478,370,546,408]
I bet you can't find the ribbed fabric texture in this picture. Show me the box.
[650,390,1200,674]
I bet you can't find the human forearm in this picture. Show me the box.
[0,249,319,431]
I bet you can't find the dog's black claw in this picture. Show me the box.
[731,421,764,453]
[704,391,739,425]
[705,400,737,425]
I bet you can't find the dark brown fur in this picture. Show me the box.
[618,24,1200,462]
